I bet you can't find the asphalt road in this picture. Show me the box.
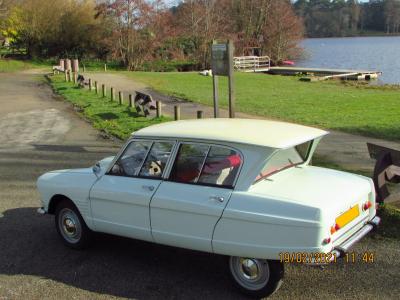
[0,71,399,299]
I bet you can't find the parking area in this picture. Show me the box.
[0,72,399,299]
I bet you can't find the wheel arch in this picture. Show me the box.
[48,194,76,214]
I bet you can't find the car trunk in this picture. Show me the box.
[249,165,375,242]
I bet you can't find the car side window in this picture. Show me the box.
[109,140,152,177]
[169,143,242,188]
[170,144,209,183]
[139,142,174,178]
[198,146,242,188]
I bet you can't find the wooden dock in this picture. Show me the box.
[267,66,382,81]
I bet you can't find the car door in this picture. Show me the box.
[150,142,242,252]
[90,139,175,241]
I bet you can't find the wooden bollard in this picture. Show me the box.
[65,59,71,72]
[72,59,79,73]
[104,63,107,72]
[156,101,161,118]
[118,91,123,105]
[73,72,77,84]
[174,105,180,121]
[111,87,115,101]
[88,79,92,91]
[64,71,68,82]
[59,59,65,71]
[102,84,106,97]
[68,70,72,82]
[94,81,98,94]
[129,94,133,107]
[197,110,203,119]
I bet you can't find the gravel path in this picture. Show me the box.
[0,70,399,299]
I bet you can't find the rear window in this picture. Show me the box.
[255,140,312,182]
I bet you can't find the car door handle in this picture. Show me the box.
[142,185,155,191]
[210,196,224,203]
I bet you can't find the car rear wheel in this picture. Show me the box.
[55,200,92,249]
[228,256,284,298]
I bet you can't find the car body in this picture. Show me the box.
[37,118,380,298]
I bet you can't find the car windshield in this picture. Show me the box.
[255,140,312,183]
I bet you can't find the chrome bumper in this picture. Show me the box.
[307,216,380,265]
[37,207,46,215]
[334,216,380,255]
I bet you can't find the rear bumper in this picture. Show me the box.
[334,216,380,255]
[308,216,380,265]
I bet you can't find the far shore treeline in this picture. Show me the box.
[0,0,399,71]
[295,0,400,38]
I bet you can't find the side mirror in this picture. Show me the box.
[92,162,101,178]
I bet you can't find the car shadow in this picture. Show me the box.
[0,207,247,299]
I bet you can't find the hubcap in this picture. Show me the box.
[230,257,270,291]
[241,258,260,280]
[58,208,82,244]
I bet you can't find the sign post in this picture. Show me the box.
[211,40,235,118]
[227,40,235,118]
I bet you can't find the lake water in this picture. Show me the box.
[297,36,400,84]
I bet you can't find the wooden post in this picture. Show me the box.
[104,63,107,72]
[118,91,123,105]
[64,71,68,82]
[129,94,133,107]
[102,84,106,98]
[156,101,161,118]
[111,87,115,101]
[68,70,72,82]
[227,40,235,118]
[212,75,219,118]
[72,59,79,73]
[73,72,77,84]
[65,59,71,72]
[88,79,92,91]
[212,40,219,118]
[174,105,180,121]
[59,59,65,71]
[197,110,203,119]
[94,81,98,94]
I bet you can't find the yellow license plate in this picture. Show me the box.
[336,205,360,228]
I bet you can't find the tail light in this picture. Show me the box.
[330,223,341,234]
[363,200,372,211]
[322,237,331,245]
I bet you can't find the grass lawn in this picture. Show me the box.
[125,71,400,141]
[48,75,170,140]
[0,59,35,72]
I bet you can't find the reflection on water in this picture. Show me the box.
[297,36,400,84]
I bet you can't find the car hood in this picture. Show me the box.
[250,165,373,219]
[47,156,115,175]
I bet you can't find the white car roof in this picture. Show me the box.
[132,118,328,149]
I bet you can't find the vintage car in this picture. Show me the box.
[37,119,380,298]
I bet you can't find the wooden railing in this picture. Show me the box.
[233,56,271,72]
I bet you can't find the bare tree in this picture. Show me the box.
[262,0,303,63]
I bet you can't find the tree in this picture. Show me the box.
[172,0,232,68]
[262,0,304,62]
[384,0,400,33]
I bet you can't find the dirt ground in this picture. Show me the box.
[0,71,399,299]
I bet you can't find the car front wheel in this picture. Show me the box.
[228,256,284,298]
[55,200,92,249]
